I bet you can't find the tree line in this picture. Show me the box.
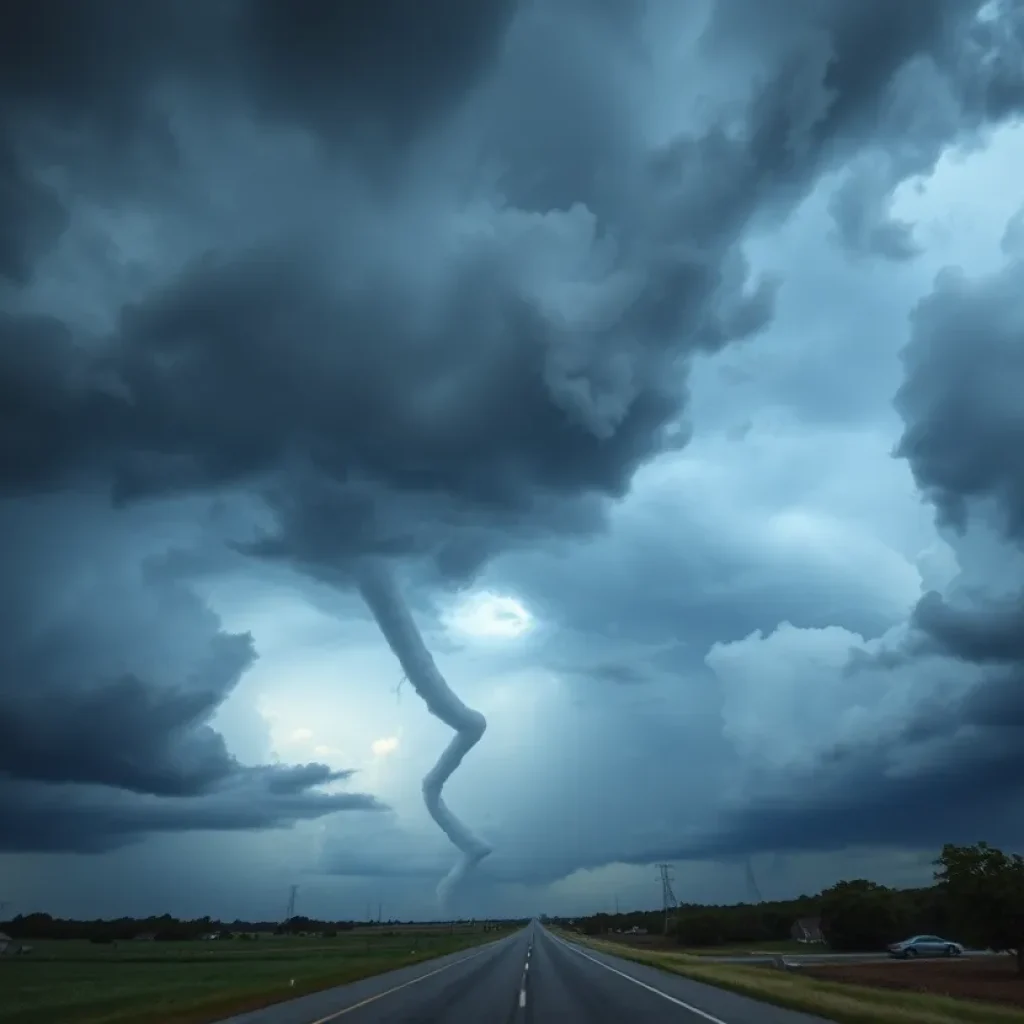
[0,912,523,943]
[6,842,1020,970]
[1,912,356,942]
[558,842,1024,972]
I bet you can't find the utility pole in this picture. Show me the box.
[657,864,678,936]
[285,885,298,922]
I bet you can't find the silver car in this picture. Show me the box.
[888,935,964,958]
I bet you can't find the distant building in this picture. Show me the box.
[790,917,824,943]
[133,932,157,942]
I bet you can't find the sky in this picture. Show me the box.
[2,0,1024,924]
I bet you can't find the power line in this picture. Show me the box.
[657,864,678,935]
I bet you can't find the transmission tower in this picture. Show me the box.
[744,858,764,904]
[657,864,678,935]
[285,885,298,922]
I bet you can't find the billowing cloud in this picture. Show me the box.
[668,230,1024,865]
[0,495,381,853]
[3,0,1024,915]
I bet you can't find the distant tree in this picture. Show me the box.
[818,880,901,951]
[935,842,1024,974]
[675,910,726,947]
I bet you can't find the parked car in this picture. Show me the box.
[888,935,964,958]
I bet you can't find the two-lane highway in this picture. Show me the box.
[218,922,833,1023]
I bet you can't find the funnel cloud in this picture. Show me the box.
[357,560,491,905]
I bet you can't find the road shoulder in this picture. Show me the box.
[547,930,1023,1024]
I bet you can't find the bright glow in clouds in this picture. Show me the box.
[371,736,399,757]
[447,592,533,639]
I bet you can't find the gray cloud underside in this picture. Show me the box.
[2,0,1024,867]
[684,247,1024,865]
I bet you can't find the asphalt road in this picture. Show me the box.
[218,922,833,1024]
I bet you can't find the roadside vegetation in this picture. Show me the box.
[556,841,1024,965]
[551,840,1024,1024]
[0,921,515,1024]
[560,937,1024,1024]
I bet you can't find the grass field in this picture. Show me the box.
[556,931,1024,1024]
[1,927,506,1024]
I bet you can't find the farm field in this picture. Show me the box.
[0,926,506,1024]
[805,956,1024,1008]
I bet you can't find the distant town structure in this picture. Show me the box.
[791,916,825,943]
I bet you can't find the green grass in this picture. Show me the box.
[554,932,1024,1024]
[0,929,507,1024]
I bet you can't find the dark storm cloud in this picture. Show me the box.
[912,589,1024,665]
[703,0,1024,254]
[636,665,1024,867]
[697,209,1024,865]
[896,259,1024,539]
[0,635,256,797]
[0,775,381,854]
[0,497,382,853]
[885,248,1024,719]
[238,0,517,151]
[3,0,1024,867]
[8,0,1021,550]
[0,0,514,283]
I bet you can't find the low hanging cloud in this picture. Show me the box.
[2,0,1024,873]
[0,496,381,853]
[662,237,1024,865]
